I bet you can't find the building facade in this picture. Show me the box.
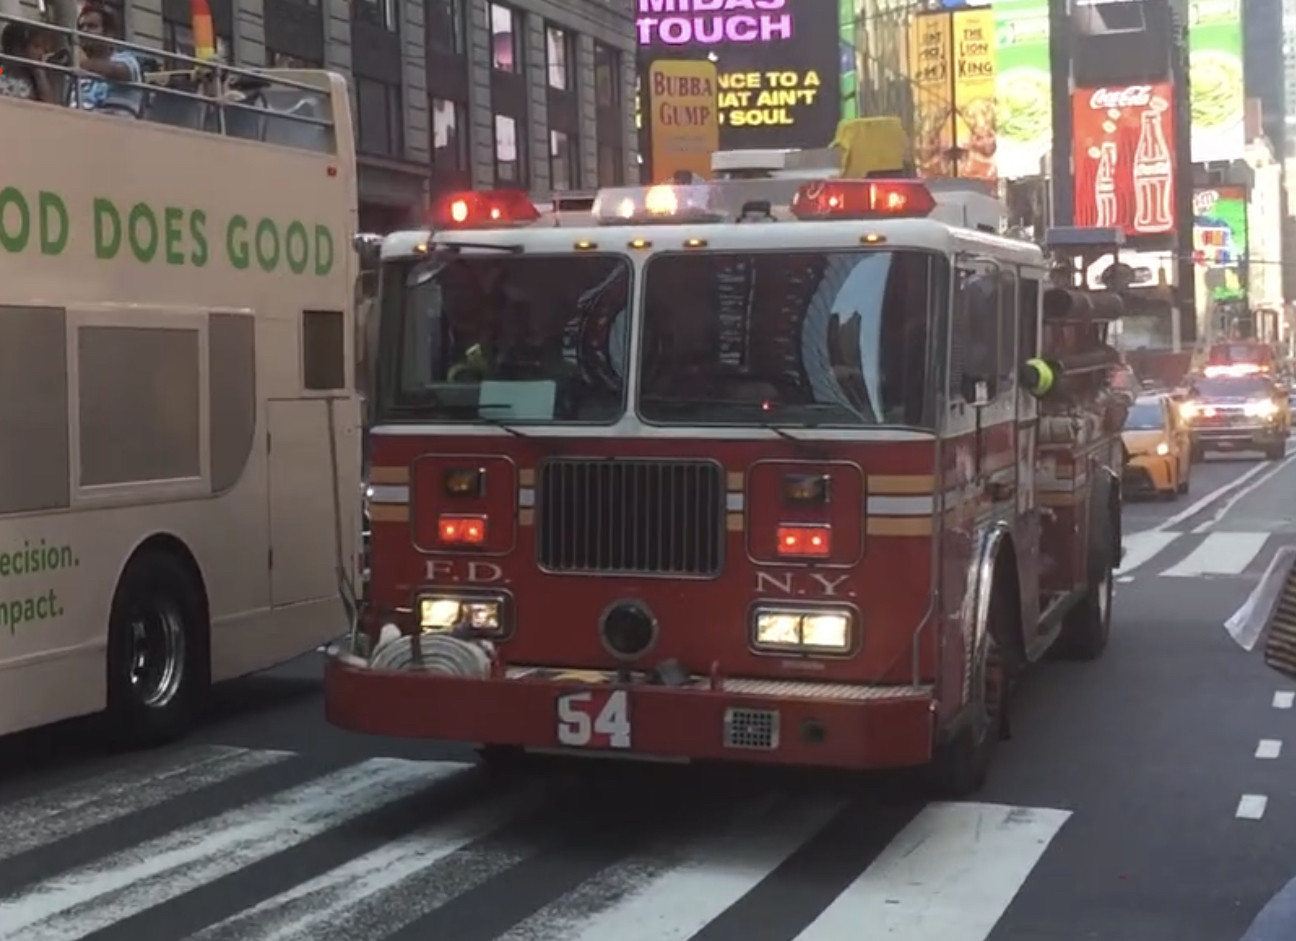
[32,0,639,231]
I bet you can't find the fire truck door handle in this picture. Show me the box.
[988,480,1015,502]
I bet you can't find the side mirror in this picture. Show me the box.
[961,374,994,407]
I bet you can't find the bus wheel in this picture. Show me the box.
[925,614,1007,798]
[105,551,207,748]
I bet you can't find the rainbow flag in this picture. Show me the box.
[191,0,216,61]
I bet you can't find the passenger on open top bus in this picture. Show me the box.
[0,20,57,102]
[69,3,145,117]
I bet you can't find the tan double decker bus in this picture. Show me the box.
[0,14,362,744]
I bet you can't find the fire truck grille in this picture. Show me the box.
[723,708,780,750]
[536,459,725,576]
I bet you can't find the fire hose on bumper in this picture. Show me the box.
[345,624,495,678]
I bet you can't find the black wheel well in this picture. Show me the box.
[991,536,1026,665]
[121,534,211,676]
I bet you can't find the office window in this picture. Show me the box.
[266,49,322,68]
[352,0,397,31]
[598,144,624,186]
[433,98,469,171]
[550,130,578,190]
[428,0,466,55]
[594,42,619,108]
[546,25,573,89]
[490,4,521,73]
[495,113,524,184]
[164,22,231,61]
[357,77,404,157]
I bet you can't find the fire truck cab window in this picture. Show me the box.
[1191,375,1270,398]
[376,254,632,424]
[1019,275,1040,359]
[952,266,1004,400]
[638,249,935,427]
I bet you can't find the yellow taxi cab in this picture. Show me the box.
[1122,393,1191,499]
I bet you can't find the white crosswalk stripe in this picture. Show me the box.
[0,745,1073,941]
[1161,532,1273,578]
[1118,530,1284,579]
[0,745,292,863]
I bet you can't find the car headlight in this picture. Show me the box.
[419,594,506,635]
[1244,399,1279,418]
[752,607,853,654]
[1155,442,1170,456]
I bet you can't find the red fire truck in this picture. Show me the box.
[325,172,1127,796]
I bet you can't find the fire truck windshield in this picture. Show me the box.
[638,249,935,427]
[376,253,633,424]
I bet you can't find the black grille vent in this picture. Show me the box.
[1264,554,1296,679]
[536,459,725,576]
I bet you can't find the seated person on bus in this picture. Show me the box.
[0,21,56,102]
[69,3,146,117]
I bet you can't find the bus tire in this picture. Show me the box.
[105,550,208,748]
[925,581,1010,798]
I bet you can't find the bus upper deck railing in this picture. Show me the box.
[0,10,343,156]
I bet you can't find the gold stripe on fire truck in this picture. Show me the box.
[1037,490,1083,507]
[368,503,410,523]
[867,474,934,495]
[370,466,410,485]
[866,516,932,536]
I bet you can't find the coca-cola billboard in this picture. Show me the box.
[1071,82,1177,237]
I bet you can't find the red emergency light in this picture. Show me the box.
[438,513,487,545]
[776,524,831,558]
[789,180,936,221]
[431,190,540,229]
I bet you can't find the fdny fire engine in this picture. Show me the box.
[325,152,1128,796]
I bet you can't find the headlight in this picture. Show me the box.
[1179,402,1197,420]
[1155,442,1170,456]
[419,595,505,634]
[1244,399,1279,418]
[752,607,853,654]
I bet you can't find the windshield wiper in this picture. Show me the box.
[477,403,529,438]
[434,241,524,254]
[406,242,524,287]
[641,397,845,456]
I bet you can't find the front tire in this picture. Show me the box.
[926,587,1010,798]
[105,551,207,748]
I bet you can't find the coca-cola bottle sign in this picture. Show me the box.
[1071,81,1177,236]
[1088,86,1154,110]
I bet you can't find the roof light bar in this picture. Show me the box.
[789,179,936,221]
[430,189,540,229]
[590,184,727,225]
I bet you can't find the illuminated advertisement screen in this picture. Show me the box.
[636,0,842,150]
[1072,83,1178,237]
[1188,0,1244,162]
[1193,185,1247,301]
[907,8,997,182]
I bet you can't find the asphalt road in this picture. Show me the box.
[2,446,1296,941]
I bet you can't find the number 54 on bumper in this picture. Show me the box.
[556,688,632,749]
